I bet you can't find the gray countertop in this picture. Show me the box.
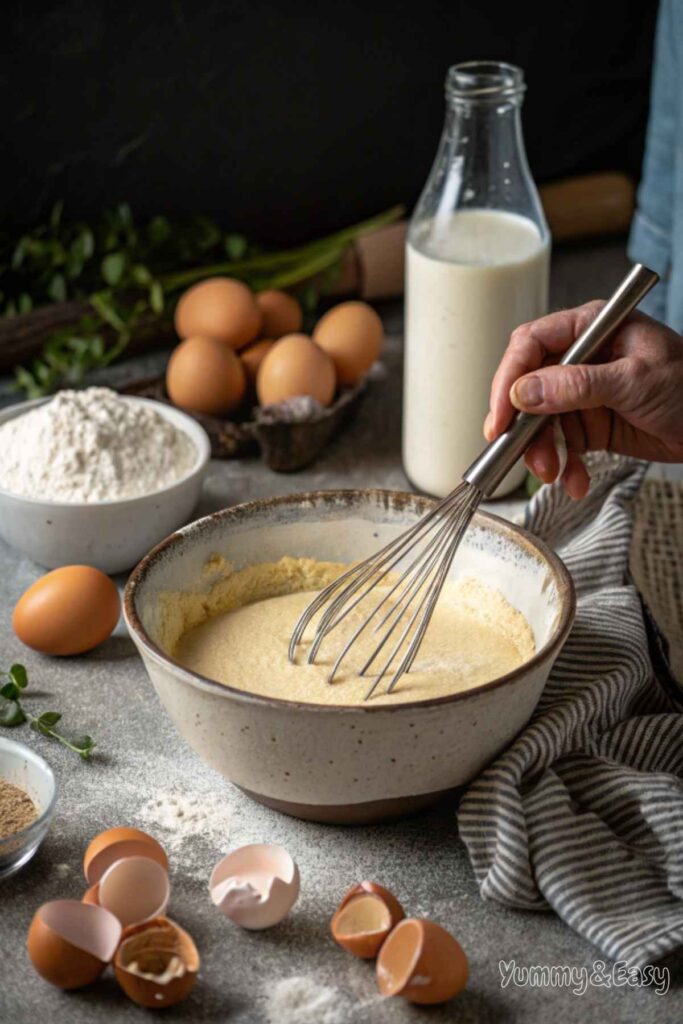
[2,240,679,1023]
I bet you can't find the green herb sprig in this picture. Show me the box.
[0,663,95,759]
[3,202,404,397]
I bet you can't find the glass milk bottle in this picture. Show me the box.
[403,61,550,497]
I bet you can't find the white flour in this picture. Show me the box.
[0,387,197,502]
[137,788,234,869]
[263,976,350,1024]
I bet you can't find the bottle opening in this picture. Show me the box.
[446,61,525,102]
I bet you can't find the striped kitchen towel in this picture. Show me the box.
[458,455,683,969]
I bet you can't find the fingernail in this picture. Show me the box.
[512,376,543,408]
[483,412,493,439]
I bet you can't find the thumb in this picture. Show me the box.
[509,362,626,415]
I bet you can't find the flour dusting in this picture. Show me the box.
[137,788,234,868]
[0,387,197,501]
[263,976,351,1024]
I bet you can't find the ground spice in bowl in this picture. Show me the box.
[0,779,38,839]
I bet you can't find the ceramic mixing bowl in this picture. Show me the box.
[0,396,210,574]
[124,490,574,824]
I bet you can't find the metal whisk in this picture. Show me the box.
[289,264,658,699]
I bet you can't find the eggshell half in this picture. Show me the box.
[82,883,100,906]
[27,900,122,989]
[337,881,405,928]
[331,892,392,959]
[209,843,299,930]
[98,856,170,927]
[115,917,199,1008]
[84,827,168,884]
[376,918,469,1005]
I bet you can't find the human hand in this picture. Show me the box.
[484,302,683,499]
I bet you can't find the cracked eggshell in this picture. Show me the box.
[209,843,299,930]
[376,918,469,1005]
[331,891,393,959]
[27,900,122,989]
[82,883,100,906]
[83,827,168,885]
[338,881,405,928]
[114,917,199,1008]
[98,856,170,927]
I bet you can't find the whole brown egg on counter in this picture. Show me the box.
[174,277,262,351]
[256,333,336,407]
[166,336,246,415]
[13,566,120,656]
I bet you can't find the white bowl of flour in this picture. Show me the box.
[0,388,210,574]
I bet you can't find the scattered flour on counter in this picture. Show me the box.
[263,976,351,1024]
[0,387,197,501]
[137,788,234,868]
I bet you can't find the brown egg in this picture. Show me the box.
[83,827,169,885]
[240,338,274,389]
[166,336,246,416]
[115,917,199,1008]
[13,566,120,656]
[313,300,384,385]
[376,918,469,1005]
[174,277,261,350]
[256,290,303,338]
[27,900,122,989]
[257,333,336,407]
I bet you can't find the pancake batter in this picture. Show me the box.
[167,557,535,706]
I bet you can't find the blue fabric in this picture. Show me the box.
[629,1,683,329]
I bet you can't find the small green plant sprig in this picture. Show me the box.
[3,202,405,397]
[0,662,95,759]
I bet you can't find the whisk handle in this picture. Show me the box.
[462,262,659,497]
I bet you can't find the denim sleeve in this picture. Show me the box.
[628,0,677,322]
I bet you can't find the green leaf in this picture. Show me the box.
[101,251,126,286]
[10,238,27,269]
[37,711,62,727]
[47,273,66,302]
[18,293,33,313]
[71,735,96,759]
[300,283,319,312]
[9,664,28,689]
[149,280,164,314]
[0,682,20,701]
[70,228,94,264]
[0,702,26,727]
[225,234,247,260]
[131,264,152,286]
[147,215,171,246]
[50,200,64,229]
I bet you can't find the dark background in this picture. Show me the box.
[2,1,657,244]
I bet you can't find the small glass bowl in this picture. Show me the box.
[0,737,57,879]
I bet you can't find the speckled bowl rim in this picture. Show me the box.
[123,489,576,714]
